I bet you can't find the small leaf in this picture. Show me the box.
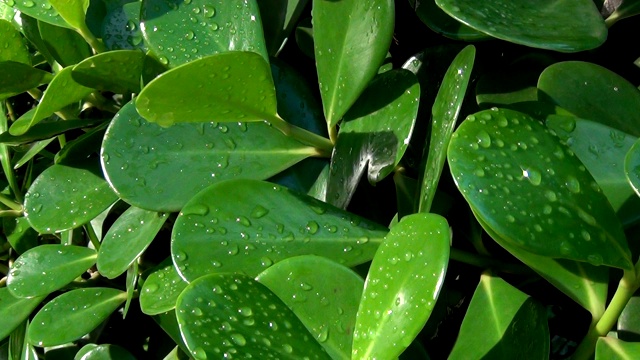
[596,337,640,359]
[436,0,606,52]
[72,50,144,93]
[312,0,394,128]
[7,244,97,298]
[448,274,549,359]
[352,213,450,359]
[48,0,89,30]
[140,261,188,315]
[447,108,632,269]
[172,179,388,281]
[97,206,168,279]
[75,344,136,360]
[0,118,104,145]
[38,20,91,67]
[27,288,126,347]
[409,0,490,41]
[256,255,363,359]
[176,273,330,359]
[11,0,70,28]
[259,0,309,56]
[100,1,146,51]
[0,288,44,341]
[0,61,52,100]
[0,20,30,64]
[136,52,277,126]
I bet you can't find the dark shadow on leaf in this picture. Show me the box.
[344,69,418,120]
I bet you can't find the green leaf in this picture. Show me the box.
[256,255,363,359]
[13,138,56,169]
[352,213,450,359]
[0,2,15,21]
[625,138,640,198]
[72,50,144,93]
[102,101,314,212]
[7,244,97,298]
[97,206,168,279]
[326,69,420,208]
[172,179,388,281]
[176,273,331,359]
[294,17,314,59]
[48,0,88,30]
[409,0,490,41]
[619,297,640,342]
[447,108,633,269]
[10,66,93,136]
[0,288,44,341]
[0,118,104,146]
[596,337,640,359]
[100,1,146,51]
[3,217,38,255]
[436,0,606,52]
[136,52,276,126]
[152,310,190,354]
[0,61,52,100]
[38,20,91,66]
[74,344,136,360]
[259,0,309,56]
[28,288,126,347]
[606,0,640,26]
[140,0,268,67]
[54,122,108,165]
[24,160,118,233]
[312,0,394,128]
[140,260,188,315]
[448,274,549,359]
[0,20,30,64]
[123,262,137,318]
[538,61,640,137]
[11,0,70,28]
[419,45,474,213]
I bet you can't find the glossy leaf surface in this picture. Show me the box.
[140,261,188,315]
[97,207,168,279]
[538,61,640,137]
[619,297,640,342]
[326,69,419,208]
[176,273,330,359]
[436,0,606,52]
[172,179,388,281]
[102,102,314,212]
[7,244,96,298]
[449,274,549,358]
[352,213,450,359]
[312,0,394,128]
[74,344,136,360]
[72,50,144,94]
[0,288,44,341]
[419,45,474,213]
[38,21,91,67]
[100,1,145,51]
[10,0,70,28]
[0,61,52,100]
[48,0,88,30]
[596,337,640,359]
[24,161,118,233]
[0,20,30,64]
[10,66,93,135]
[409,0,490,41]
[257,255,363,359]
[141,0,268,67]
[448,108,632,269]
[625,138,640,198]
[136,52,276,126]
[28,288,126,347]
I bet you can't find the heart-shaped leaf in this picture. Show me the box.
[625,138,640,198]
[419,45,474,213]
[10,0,70,28]
[448,274,549,358]
[0,288,44,341]
[596,337,640,359]
[172,179,388,281]
[409,0,490,41]
[176,273,331,359]
[352,213,450,359]
[136,51,277,126]
[447,108,633,269]
[256,255,363,359]
[100,1,145,51]
[28,288,126,347]
[48,0,88,31]
[259,0,309,56]
[72,50,144,94]
[38,20,91,67]
[97,206,168,279]
[326,69,420,208]
[24,160,119,233]
[0,61,52,100]
[7,244,97,298]
[0,19,30,64]
[312,0,394,128]
[140,260,188,315]
[436,0,606,52]
[538,61,640,137]
[102,101,314,212]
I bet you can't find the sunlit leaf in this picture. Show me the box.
[72,50,144,93]
[140,261,188,315]
[596,337,640,359]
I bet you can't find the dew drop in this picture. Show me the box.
[250,205,269,218]
[145,283,159,293]
[523,168,541,186]
[306,220,319,234]
[587,254,603,266]
[565,176,581,193]
[260,257,273,267]
[231,333,246,346]
[476,130,491,148]
[203,5,216,17]
[544,190,557,202]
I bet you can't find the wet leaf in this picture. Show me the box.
[256,255,363,359]
[625,138,640,198]
[28,288,126,347]
[448,108,633,269]
[0,118,104,145]
[0,288,44,341]
[102,102,314,212]
[448,274,549,359]
[3,217,38,255]
[24,160,118,233]
[72,50,144,94]
[140,0,268,67]
[38,20,91,67]
[7,244,97,298]
[352,213,450,359]
[140,260,188,315]
[0,19,30,64]
[596,337,640,359]
[259,0,309,56]
[136,51,277,126]
[10,0,70,28]
[312,0,394,128]
[97,206,168,279]
[48,0,88,30]
[100,1,146,51]
[538,61,640,137]
[436,0,606,52]
[74,344,136,360]
[172,179,388,281]
[326,69,420,208]
[0,2,15,21]
[0,61,52,100]
[409,0,490,41]
[176,273,330,359]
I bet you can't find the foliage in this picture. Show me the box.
[0,0,640,359]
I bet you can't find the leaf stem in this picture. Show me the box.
[267,115,334,157]
[77,24,106,54]
[85,222,101,251]
[0,103,23,203]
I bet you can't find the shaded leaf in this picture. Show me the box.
[606,0,640,25]
[100,1,146,51]
[3,217,38,255]
[409,0,490,41]
[72,50,144,93]
[38,20,91,66]
[0,19,30,64]
[0,61,52,100]
[0,118,104,145]
[0,288,44,341]
[48,0,89,30]
[75,344,136,360]
[625,138,640,198]
[619,297,640,342]
[259,0,309,56]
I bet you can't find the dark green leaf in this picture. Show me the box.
[152,311,190,354]
[13,138,55,169]
[0,61,52,100]
[294,17,314,59]
[259,0,309,56]
[72,50,144,93]
[54,122,108,165]
[3,217,38,255]
[123,261,137,318]
[625,138,640,198]
[74,344,136,360]
[409,0,490,41]
[0,118,104,145]
[20,13,56,65]
[596,337,640,359]
[140,261,188,315]
[10,0,70,28]
[38,21,91,66]
[0,288,44,341]
[172,179,388,281]
[619,297,640,342]
[100,1,146,51]
[0,19,30,64]
[606,0,640,26]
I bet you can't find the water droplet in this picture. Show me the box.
[317,326,329,343]
[231,333,246,346]
[260,257,273,267]
[145,283,159,293]
[192,347,207,360]
[185,30,195,40]
[577,208,597,226]
[523,168,541,185]
[192,307,204,316]
[238,307,253,317]
[282,344,293,354]
[188,204,209,216]
[476,130,491,148]
[210,22,219,31]
[544,190,557,202]
[587,254,603,266]
[203,5,216,17]
[158,56,169,65]
[236,216,251,227]
[506,215,515,223]
[250,205,269,218]
[23,0,34,7]
[306,221,319,234]
[565,176,581,193]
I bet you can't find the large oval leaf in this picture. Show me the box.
[0,19,30,64]
[140,260,188,315]
[136,51,277,126]
[0,288,44,341]
[447,108,632,269]
[312,0,394,128]
[176,273,330,359]
[10,0,70,28]
[172,179,388,281]
[38,20,91,67]
[102,102,314,212]
[7,244,97,298]
[352,213,450,359]
[256,255,363,359]
[74,344,136,360]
